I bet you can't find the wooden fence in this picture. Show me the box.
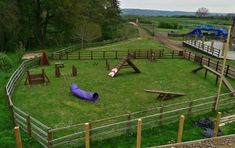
[5,58,51,147]
[183,40,221,58]
[52,38,130,58]
[5,50,235,147]
[48,92,235,147]
[183,50,235,80]
[52,49,184,60]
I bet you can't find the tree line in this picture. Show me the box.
[0,0,124,51]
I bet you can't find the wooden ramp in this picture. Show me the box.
[223,77,235,93]
[144,89,185,101]
[108,54,141,78]
[192,65,235,94]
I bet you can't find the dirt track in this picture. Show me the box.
[155,32,184,51]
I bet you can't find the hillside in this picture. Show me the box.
[121,9,226,17]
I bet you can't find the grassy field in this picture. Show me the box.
[83,38,169,51]
[13,58,231,128]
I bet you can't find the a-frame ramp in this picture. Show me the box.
[108,53,141,78]
[192,65,235,94]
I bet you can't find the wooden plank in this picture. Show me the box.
[144,89,185,96]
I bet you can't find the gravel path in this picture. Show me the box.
[155,134,235,148]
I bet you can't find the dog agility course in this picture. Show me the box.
[5,48,235,147]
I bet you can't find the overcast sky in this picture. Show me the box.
[119,0,235,13]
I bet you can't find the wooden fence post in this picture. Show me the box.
[9,104,16,126]
[213,112,222,137]
[136,119,142,148]
[85,123,90,148]
[47,129,53,148]
[188,52,191,60]
[200,56,203,65]
[127,112,132,135]
[216,61,219,72]
[208,58,211,66]
[26,115,32,137]
[14,126,22,148]
[159,106,164,126]
[187,101,193,117]
[226,65,230,77]
[172,51,175,59]
[91,51,93,60]
[177,115,185,143]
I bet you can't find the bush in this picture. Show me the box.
[0,53,13,72]
[158,22,180,29]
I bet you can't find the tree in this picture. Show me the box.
[196,7,209,17]
[73,21,102,48]
[0,0,18,51]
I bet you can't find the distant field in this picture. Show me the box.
[140,16,231,26]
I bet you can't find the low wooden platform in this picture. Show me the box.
[144,89,185,101]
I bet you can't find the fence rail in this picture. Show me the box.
[183,40,221,58]
[183,50,235,80]
[49,92,235,147]
[5,58,51,147]
[52,49,184,60]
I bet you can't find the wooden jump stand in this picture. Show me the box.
[144,89,185,101]
[55,65,77,77]
[108,53,141,78]
[25,69,50,85]
[192,65,235,95]
[147,51,157,62]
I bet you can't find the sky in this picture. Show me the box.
[119,0,235,13]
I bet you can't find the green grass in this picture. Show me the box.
[0,53,40,147]
[83,38,170,51]
[13,59,231,128]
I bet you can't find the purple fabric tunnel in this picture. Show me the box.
[70,84,99,102]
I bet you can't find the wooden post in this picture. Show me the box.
[210,41,214,51]
[208,58,211,66]
[188,52,191,60]
[72,65,77,77]
[14,126,22,148]
[200,56,203,65]
[202,36,205,49]
[226,65,230,77]
[213,112,222,137]
[187,101,193,117]
[55,66,61,77]
[205,70,208,78]
[177,115,185,143]
[127,112,131,135]
[47,129,53,148]
[159,106,164,126]
[216,61,219,72]
[215,26,232,110]
[85,123,90,148]
[9,105,16,126]
[172,51,175,59]
[91,51,93,60]
[26,115,32,137]
[136,119,142,148]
